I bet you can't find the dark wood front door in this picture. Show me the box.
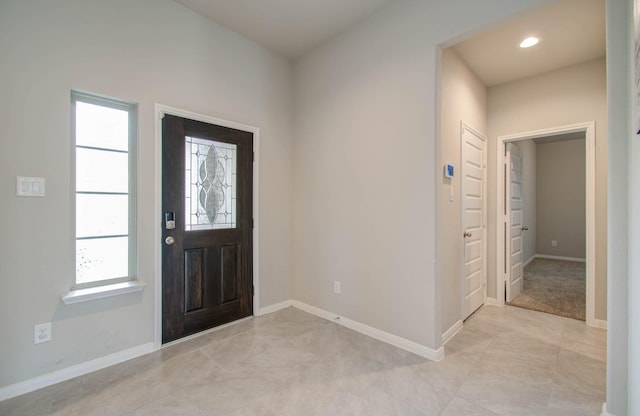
[162,114,253,344]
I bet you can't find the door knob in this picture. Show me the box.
[521,226,529,231]
[463,231,472,238]
[165,236,175,245]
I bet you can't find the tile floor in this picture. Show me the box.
[0,305,606,415]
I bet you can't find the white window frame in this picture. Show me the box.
[70,90,138,291]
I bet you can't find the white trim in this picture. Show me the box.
[601,402,615,416]
[61,280,146,304]
[460,122,488,320]
[0,300,446,401]
[257,300,293,316]
[585,123,596,328]
[442,320,463,345]
[485,297,500,306]
[161,316,253,348]
[291,300,339,321]
[534,254,586,263]
[153,105,163,350]
[0,311,255,401]
[524,255,536,268]
[0,342,155,401]
[153,104,260,349]
[495,122,596,327]
[291,301,444,361]
[590,319,608,330]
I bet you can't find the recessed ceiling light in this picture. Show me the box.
[520,37,540,48]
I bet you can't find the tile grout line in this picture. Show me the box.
[439,325,502,415]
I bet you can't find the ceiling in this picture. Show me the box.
[453,0,606,87]
[533,131,585,144]
[173,0,606,85]
[174,0,397,58]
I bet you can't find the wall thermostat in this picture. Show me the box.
[444,164,454,178]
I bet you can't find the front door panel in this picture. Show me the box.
[162,114,253,344]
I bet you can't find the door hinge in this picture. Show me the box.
[251,218,254,229]
[252,285,255,296]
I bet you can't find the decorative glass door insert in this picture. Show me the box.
[185,136,237,230]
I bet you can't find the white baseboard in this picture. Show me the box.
[291,300,337,321]
[0,342,155,402]
[291,300,444,362]
[601,402,615,416]
[257,300,293,316]
[485,297,500,306]
[524,255,536,268]
[442,320,463,345]
[0,299,446,401]
[535,254,586,263]
[589,319,607,330]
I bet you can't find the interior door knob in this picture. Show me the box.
[165,236,175,245]
[463,231,472,238]
[521,226,529,231]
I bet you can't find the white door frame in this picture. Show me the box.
[460,122,488,319]
[495,122,596,326]
[153,104,261,349]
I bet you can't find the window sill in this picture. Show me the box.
[62,281,146,305]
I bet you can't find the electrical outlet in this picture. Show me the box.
[34,322,52,344]
[551,240,557,247]
[334,281,341,295]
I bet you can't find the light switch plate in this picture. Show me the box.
[17,176,45,197]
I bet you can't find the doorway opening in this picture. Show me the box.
[495,122,596,324]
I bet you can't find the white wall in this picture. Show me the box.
[535,139,586,259]
[628,0,640,408]
[0,0,293,389]
[1,0,633,413]
[439,48,487,334]
[293,0,546,351]
[607,0,633,414]
[487,58,607,320]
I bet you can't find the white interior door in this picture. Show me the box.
[506,143,524,302]
[461,125,486,319]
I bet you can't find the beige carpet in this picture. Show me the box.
[506,258,586,321]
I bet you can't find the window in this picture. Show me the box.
[72,91,137,288]
[185,136,238,231]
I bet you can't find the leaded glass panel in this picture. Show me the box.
[185,136,237,231]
